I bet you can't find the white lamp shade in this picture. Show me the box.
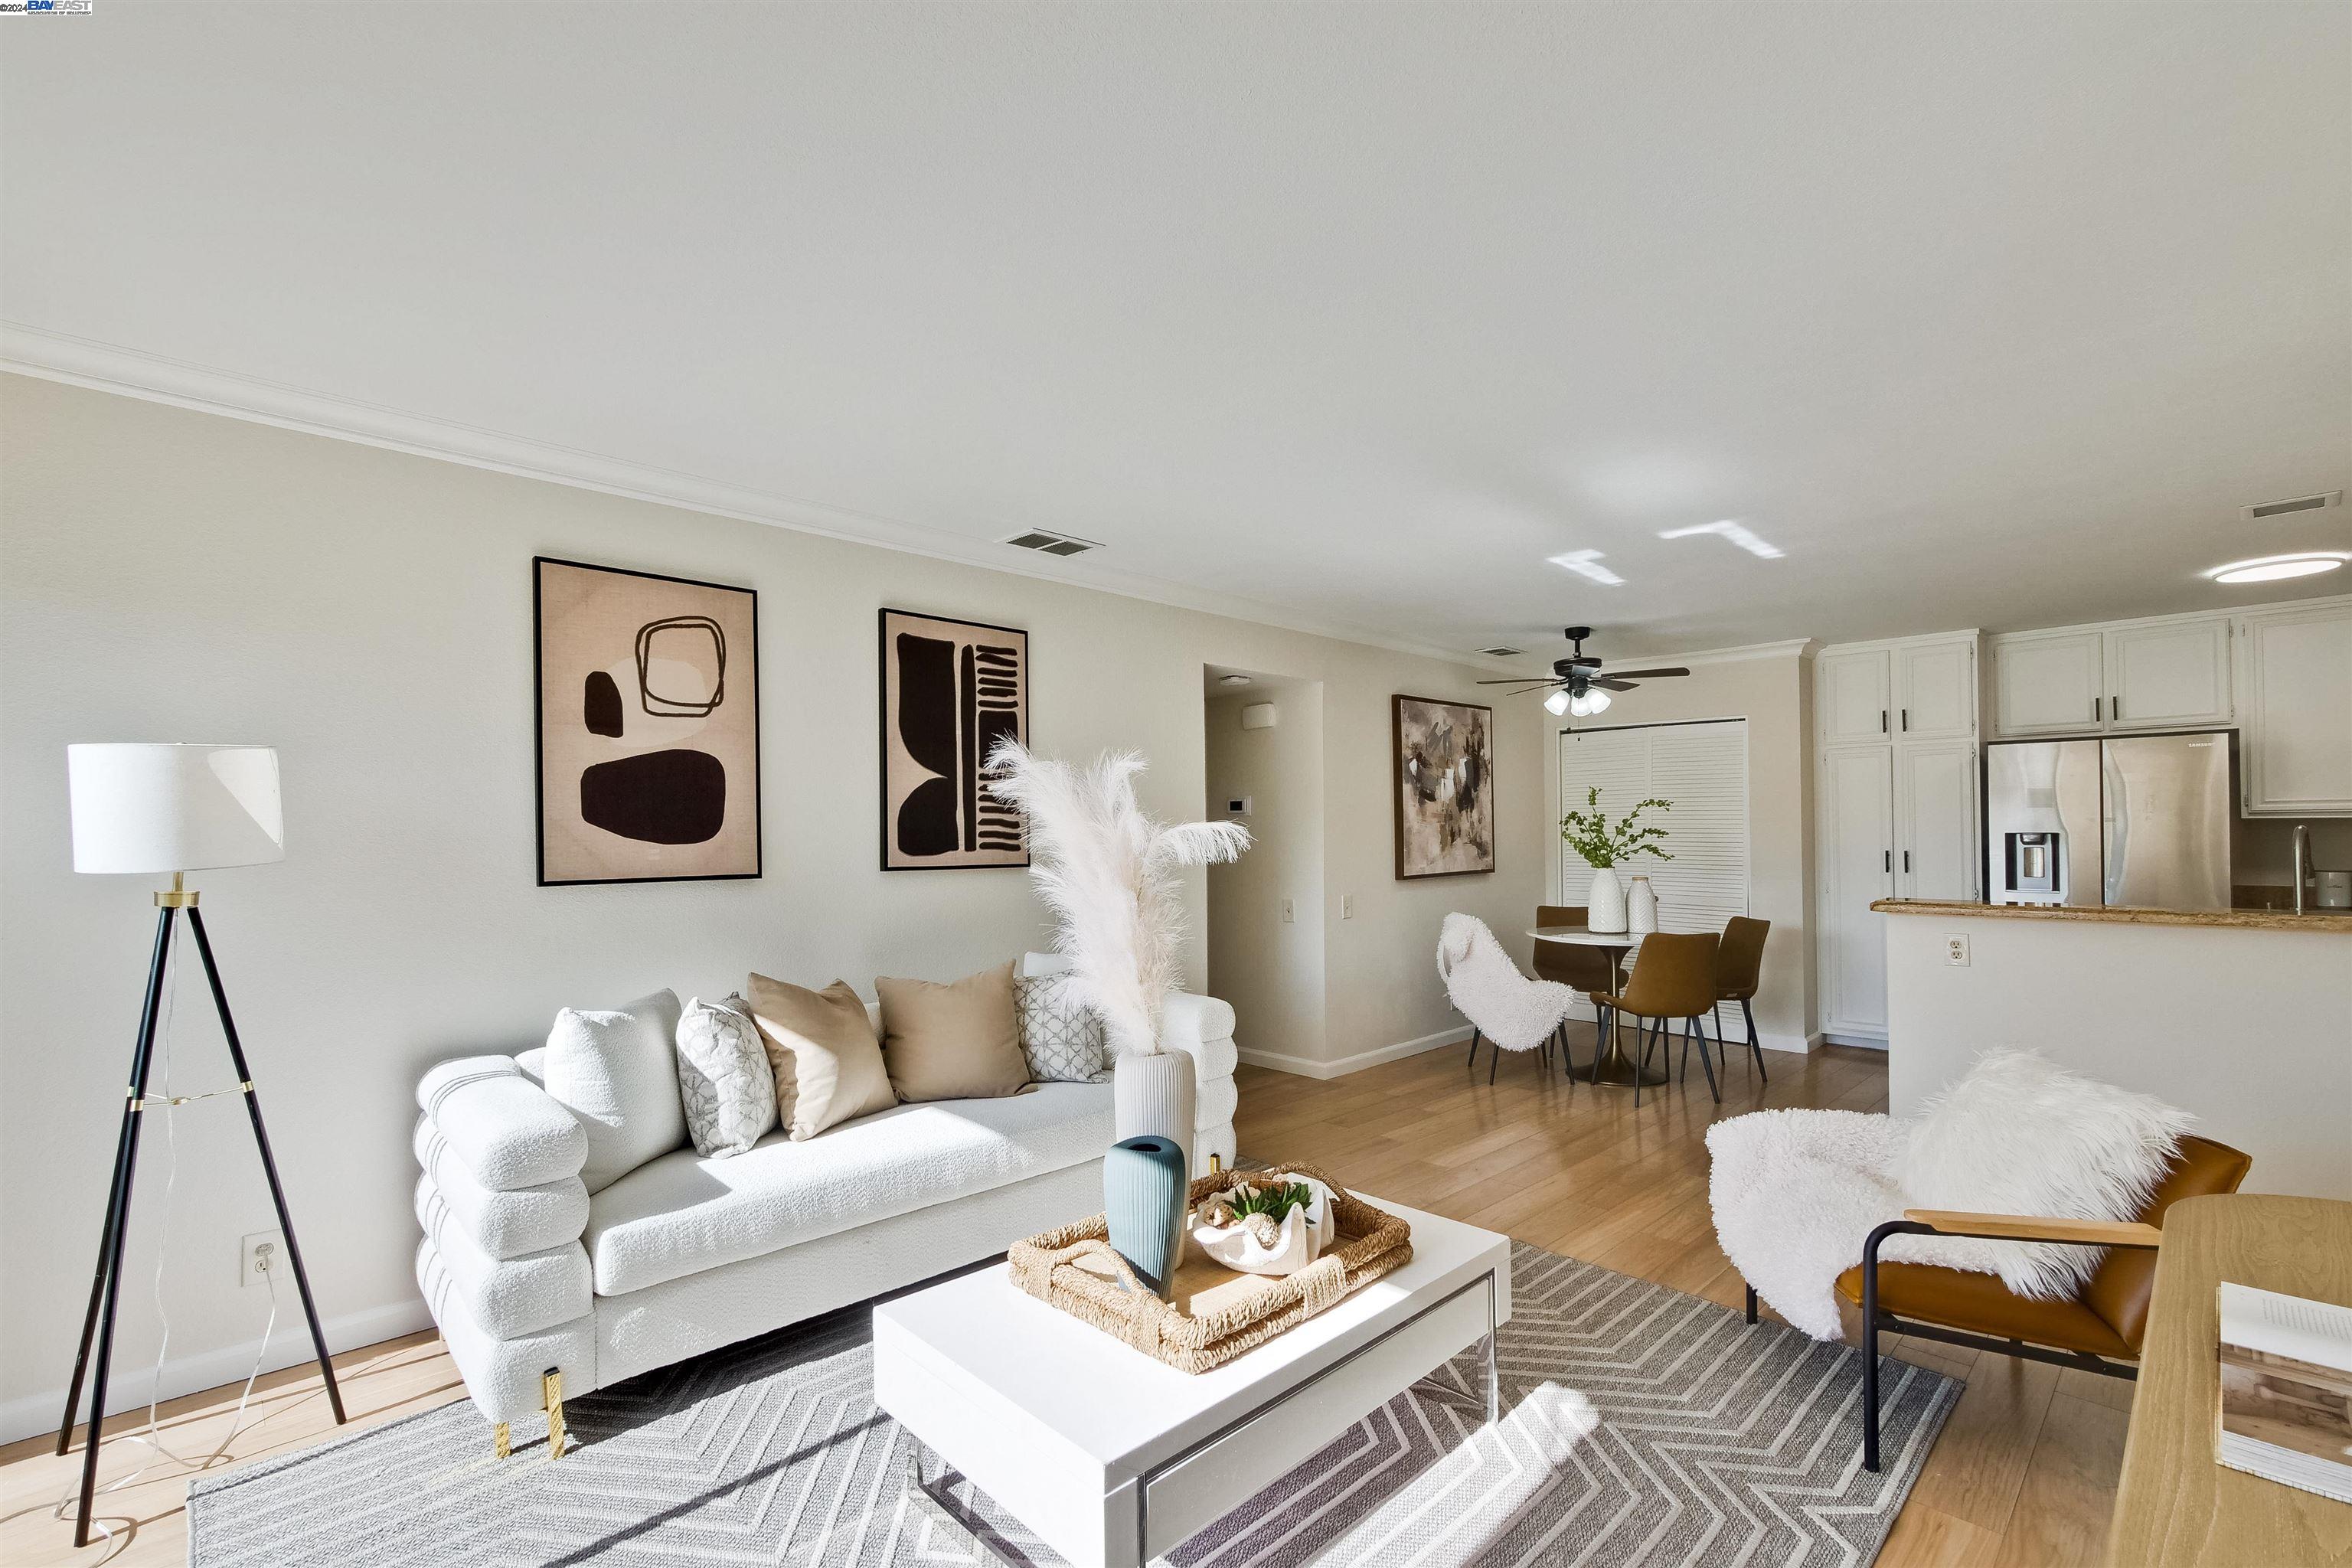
[67,744,286,874]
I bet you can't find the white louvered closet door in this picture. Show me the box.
[1557,720,1750,1030]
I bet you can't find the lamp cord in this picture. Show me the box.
[52,919,282,1555]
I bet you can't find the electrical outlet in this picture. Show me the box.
[240,1230,284,1289]
[1279,898,1294,923]
[1341,894,1356,920]
[1945,934,1970,967]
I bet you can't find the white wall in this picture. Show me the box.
[1544,645,1819,1048]
[1204,679,1327,1065]
[1885,912,2352,1201]
[0,374,1545,1436]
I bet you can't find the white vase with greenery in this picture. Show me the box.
[1558,787,1672,936]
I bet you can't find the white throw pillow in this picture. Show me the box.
[674,995,777,1158]
[543,988,688,1193]
[1014,972,1109,1083]
[1899,1048,2194,1299]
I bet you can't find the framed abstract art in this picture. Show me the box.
[1392,694,1495,879]
[879,608,1029,870]
[534,557,760,885]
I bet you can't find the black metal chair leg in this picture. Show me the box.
[1690,1016,1720,1102]
[1858,1220,1932,1475]
[1488,1033,1500,1084]
[1743,997,1767,1083]
[1466,1027,1481,1070]
[1745,1285,1759,1325]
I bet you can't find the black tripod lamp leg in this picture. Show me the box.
[56,906,176,1459]
[185,909,345,1425]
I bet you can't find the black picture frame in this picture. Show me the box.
[878,607,1031,871]
[1392,692,1498,880]
[534,556,763,887]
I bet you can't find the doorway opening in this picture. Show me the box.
[1202,666,1325,1066]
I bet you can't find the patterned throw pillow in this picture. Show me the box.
[674,995,779,1158]
[1014,972,1110,1083]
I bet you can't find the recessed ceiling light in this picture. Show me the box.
[1658,520,1784,559]
[1547,550,1625,586]
[1217,673,1252,686]
[2206,552,2350,584]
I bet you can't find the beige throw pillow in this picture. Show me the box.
[876,961,1033,1102]
[745,973,898,1139]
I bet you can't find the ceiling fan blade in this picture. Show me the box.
[1500,681,1565,696]
[1599,667,1690,681]
[1589,678,1638,691]
[1476,677,1547,684]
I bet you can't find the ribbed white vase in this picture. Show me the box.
[1114,1050,1197,1174]
[1627,875,1658,936]
[1587,867,1627,933]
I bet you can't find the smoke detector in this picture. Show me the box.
[1000,528,1102,557]
[2243,492,2341,521]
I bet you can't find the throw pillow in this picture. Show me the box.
[1899,1047,2194,1299]
[1014,971,1109,1083]
[745,973,897,1139]
[542,988,688,1193]
[875,961,1033,1102]
[674,995,778,1158]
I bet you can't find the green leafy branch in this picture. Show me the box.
[1557,787,1673,869]
[1226,1180,1314,1224]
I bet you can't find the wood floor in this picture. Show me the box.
[0,1033,2120,1566]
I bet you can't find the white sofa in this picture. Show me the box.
[412,959,1239,1444]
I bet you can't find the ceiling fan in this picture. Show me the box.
[1478,626,1690,717]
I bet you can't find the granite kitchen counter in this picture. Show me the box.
[1870,898,2352,934]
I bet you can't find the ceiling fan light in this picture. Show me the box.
[1584,688,1612,715]
[1544,689,1572,716]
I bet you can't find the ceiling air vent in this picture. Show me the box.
[1476,645,1524,658]
[2243,492,2342,521]
[1000,528,1102,557]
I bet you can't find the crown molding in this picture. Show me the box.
[1,322,1522,676]
[1651,636,1819,667]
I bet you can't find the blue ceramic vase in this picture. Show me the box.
[1104,1134,1188,1299]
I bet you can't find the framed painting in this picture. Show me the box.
[534,557,760,885]
[1392,694,1496,879]
[880,608,1029,870]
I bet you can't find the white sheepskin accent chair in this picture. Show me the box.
[1707,1049,2195,1341]
[1437,913,1576,1083]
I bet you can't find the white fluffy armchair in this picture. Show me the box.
[1436,913,1576,1083]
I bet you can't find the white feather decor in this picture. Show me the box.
[986,740,1250,1057]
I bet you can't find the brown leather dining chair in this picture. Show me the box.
[1592,929,1721,1107]
[1534,904,1616,1074]
[1788,1135,2255,1472]
[1706,916,1772,1085]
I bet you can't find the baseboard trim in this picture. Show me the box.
[1237,1024,1472,1080]
[0,1295,436,1447]
[1823,1031,1889,1050]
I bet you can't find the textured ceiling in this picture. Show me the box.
[5,2,2347,665]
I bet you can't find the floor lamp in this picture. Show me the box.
[57,743,344,1547]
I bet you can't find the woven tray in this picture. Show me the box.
[1008,1162,1413,1374]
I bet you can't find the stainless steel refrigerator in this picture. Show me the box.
[1983,730,2234,910]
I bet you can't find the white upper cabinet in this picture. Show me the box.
[2105,617,2232,730]
[1895,641,1976,740]
[2239,601,2352,816]
[1994,629,2105,734]
[1818,648,1891,745]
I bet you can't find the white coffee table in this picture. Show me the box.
[873,1198,1511,1568]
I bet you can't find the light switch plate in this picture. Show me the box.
[1945,934,1970,966]
[1341,894,1356,920]
[1280,898,1293,923]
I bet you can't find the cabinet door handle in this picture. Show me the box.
[2093,696,2102,722]
[1880,710,1888,733]
[1903,850,1911,874]
[1900,707,1909,731]
[2112,694,2121,721]
[1883,849,1891,874]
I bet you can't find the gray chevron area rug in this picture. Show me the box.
[186,1242,1957,1567]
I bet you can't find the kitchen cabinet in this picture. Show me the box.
[1818,648,1891,745]
[1896,641,1976,740]
[1818,747,1895,1037]
[2105,617,2232,730]
[1897,741,1978,900]
[2239,600,2352,815]
[1994,629,2105,734]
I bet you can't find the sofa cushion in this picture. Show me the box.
[746,974,898,1139]
[675,995,778,1158]
[416,1057,588,1192]
[877,962,1031,1102]
[544,989,688,1194]
[584,1081,1113,1295]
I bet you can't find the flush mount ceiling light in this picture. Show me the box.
[2205,552,2350,584]
[1658,520,1784,559]
[1217,673,1252,686]
[1546,550,1625,586]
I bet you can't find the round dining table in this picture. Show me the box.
[1527,925,1668,1087]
